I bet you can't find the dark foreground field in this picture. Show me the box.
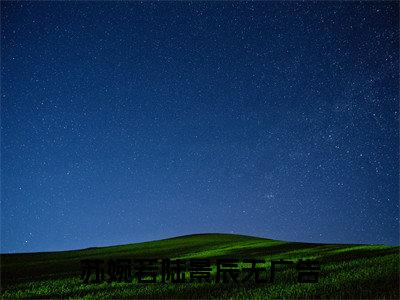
[1,233,399,299]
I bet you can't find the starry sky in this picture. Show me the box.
[1,1,399,253]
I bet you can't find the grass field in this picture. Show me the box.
[1,233,399,299]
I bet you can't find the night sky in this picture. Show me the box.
[1,1,399,253]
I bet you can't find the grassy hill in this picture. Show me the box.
[1,233,399,299]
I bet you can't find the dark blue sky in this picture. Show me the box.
[1,1,398,253]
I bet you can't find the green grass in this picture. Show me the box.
[1,233,399,299]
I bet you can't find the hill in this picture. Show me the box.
[1,233,399,299]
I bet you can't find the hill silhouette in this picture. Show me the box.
[1,233,399,299]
